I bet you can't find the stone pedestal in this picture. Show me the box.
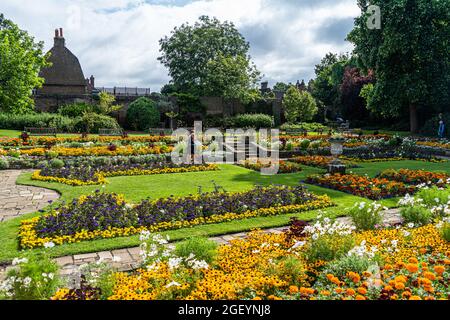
[328,161,346,174]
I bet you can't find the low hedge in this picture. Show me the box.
[230,114,274,129]
[0,112,120,133]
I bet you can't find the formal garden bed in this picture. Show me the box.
[16,186,448,301]
[18,186,333,249]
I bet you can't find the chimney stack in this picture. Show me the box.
[54,27,65,47]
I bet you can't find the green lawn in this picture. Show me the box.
[0,160,448,263]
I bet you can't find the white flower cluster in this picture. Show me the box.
[303,217,356,240]
[347,240,378,259]
[139,231,209,274]
[12,258,28,266]
[380,239,400,253]
[398,194,423,207]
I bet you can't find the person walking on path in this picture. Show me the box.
[438,113,445,139]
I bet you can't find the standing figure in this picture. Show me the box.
[438,113,445,139]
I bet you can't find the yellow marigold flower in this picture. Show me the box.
[252,297,262,300]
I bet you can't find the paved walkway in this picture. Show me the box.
[0,170,60,222]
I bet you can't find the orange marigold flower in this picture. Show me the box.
[384,285,393,291]
[395,282,405,290]
[423,272,436,281]
[335,288,343,294]
[406,263,419,273]
[320,290,331,296]
[408,258,418,264]
[346,288,356,296]
[357,287,367,295]
[419,248,428,254]
[434,266,445,275]
[394,275,407,283]
[355,295,366,300]
[289,286,299,294]
[252,297,262,300]
[409,296,422,300]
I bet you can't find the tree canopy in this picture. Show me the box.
[283,86,318,123]
[0,14,49,114]
[158,16,260,101]
[347,0,450,133]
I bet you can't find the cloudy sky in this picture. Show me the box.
[1,0,361,91]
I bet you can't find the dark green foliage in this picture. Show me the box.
[421,113,449,138]
[126,97,160,131]
[58,103,96,118]
[230,113,274,129]
[74,113,121,134]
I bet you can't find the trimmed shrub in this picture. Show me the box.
[230,113,274,129]
[126,98,160,131]
[49,159,65,169]
[74,113,121,134]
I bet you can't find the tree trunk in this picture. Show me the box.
[409,104,418,134]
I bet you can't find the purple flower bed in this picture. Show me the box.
[34,186,318,238]
[35,192,137,237]
[38,162,210,182]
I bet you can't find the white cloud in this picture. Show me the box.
[1,0,360,91]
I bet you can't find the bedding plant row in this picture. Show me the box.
[0,135,175,147]
[305,170,449,200]
[50,215,450,300]
[32,163,220,186]
[0,145,172,157]
[18,186,333,249]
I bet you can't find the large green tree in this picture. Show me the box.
[348,0,450,133]
[283,86,318,123]
[158,16,260,100]
[203,53,260,103]
[0,14,49,113]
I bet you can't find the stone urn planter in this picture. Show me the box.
[328,136,346,174]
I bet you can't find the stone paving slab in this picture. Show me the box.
[0,170,60,222]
